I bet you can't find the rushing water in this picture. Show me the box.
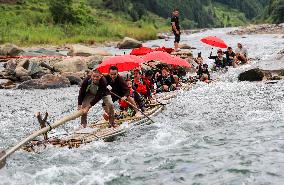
[0,28,284,185]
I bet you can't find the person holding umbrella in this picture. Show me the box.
[171,8,181,52]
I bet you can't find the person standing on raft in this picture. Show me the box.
[78,70,115,128]
[171,8,181,52]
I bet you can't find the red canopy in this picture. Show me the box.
[201,36,228,48]
[130,47,174,56]
[164,56,191,67]
[97,55,141,73]
[130,47,153,56]
[142,51,173,62]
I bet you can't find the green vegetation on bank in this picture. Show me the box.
[0,0,168,46]
[262,0,284,24]
[0,0,281,46]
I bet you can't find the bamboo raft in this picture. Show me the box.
[22,84,192,152]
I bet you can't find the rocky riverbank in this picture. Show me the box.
[228,23,284,35]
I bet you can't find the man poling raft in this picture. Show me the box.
[77,70,114,128]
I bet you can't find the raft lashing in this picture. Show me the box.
[22,82,193,152]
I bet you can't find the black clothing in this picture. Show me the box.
[174,32,180,43]
[156,75,176,92]
[105,75,129,102]
[171,16,180,31]
[209,55,228,68]
[196,64,210,79]
[171,16,181,43]
[78,76,109,106]
[224,51,235,65]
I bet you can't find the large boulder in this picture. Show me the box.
[15,66,29,78]
[0,79,16,89]
[67,44,111,56]
[53,57,88,73]
[180,43,196,50]
[86,55,104,69]
[117,37,142,49]
[0,44,23,56]
[238,68,272,81]
[61,72,82,85]
[18,74,70,89]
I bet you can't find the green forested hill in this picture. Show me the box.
[0,0,280,46]
[262,0,284,24]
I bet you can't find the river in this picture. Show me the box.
[0,28,284,185]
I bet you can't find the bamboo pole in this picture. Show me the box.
[0,110,84,169]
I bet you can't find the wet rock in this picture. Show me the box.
[0,44,23,56]
[61,71,86,79]
[117,37,142,49]
[67,44,111,57]
[152,45,160,48]
[18,74,70,89]
[238,68,272,81]
[180,44,196,50]
[15,66,29,78]
[64,74,82,85]
[53,57,88,73]
[171,49,193,59]
[0,79,15,89]
[271,76,281,80]
[19,75,32,82]
[228,24,284,35]
[5,60,18,71]
[157,33,168,39]
[86,56,104,69]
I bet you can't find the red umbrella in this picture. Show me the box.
[142,51,173,62]
[154,47,174,54]
[130,47,153,56]
[201,36,228,48]
[97,55,141,73]
[162,56,192,67]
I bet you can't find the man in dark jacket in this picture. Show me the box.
[105,66,141,116]
[78,70,114,128]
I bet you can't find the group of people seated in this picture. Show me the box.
[77,62,186,128]
[193,42,248,83]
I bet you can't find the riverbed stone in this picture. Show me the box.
[18,74,70,89]
[0,79,15,89]
[180,44,196,50]
[238,68,272,81]
[86,55,104,69]
[53,57,88,73]
[0,44,23,56]
[67,44,111,56]
[117,37,142,49]
[15,66,29,78]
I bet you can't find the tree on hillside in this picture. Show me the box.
[49,0,96,25]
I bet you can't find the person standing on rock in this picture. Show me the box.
[78,70,114,128]
[171,9,181,52]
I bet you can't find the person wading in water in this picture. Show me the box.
[171,8,181,52]
[78,70,114,128]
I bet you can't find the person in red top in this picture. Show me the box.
[119,79,145,112]
[133,69,148,96]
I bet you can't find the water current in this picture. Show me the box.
[0,28,284,185]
